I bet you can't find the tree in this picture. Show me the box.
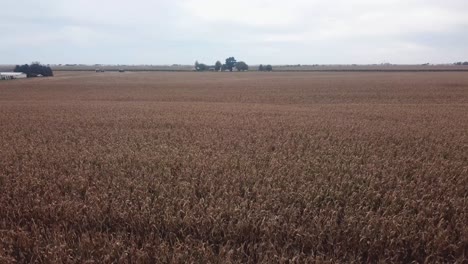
[198,63,208,71]
[265,65,273,71]
[15,64,31,76]
[215,61,222,71]
[13,62,53,77]
[194,60,209,71]
[236,61,249,71]
[258,64,264,71]
[225,57,237,72]
[44,66,54,77]
[30,62,42,76]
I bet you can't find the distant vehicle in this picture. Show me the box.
[119,69,125,72]
[95,69,105,72]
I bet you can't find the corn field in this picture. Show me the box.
[0,72,467,263]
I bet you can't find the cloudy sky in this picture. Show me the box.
[1,0,467,65]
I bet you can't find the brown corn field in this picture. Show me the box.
[0,71,467,263]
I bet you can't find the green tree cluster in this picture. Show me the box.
[236,61,249,71]
[258,64,273,71]
[194,61,209,71]
[194,57,250,72]
[14,62,53,77]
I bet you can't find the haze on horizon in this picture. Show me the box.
[1,0,467,65]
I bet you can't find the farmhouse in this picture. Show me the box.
[0,72,27,80]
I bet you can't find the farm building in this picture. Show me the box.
[0,72,27,80]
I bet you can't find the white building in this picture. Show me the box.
[0,72,28,80]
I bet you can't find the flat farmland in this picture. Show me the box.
[0,72,467,263]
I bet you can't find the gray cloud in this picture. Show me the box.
[1,0,467,64]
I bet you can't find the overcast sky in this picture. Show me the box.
[1,0,467,65]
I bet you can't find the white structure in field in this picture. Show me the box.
[0,72,27,80]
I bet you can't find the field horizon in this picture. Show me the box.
[2,64,468,73]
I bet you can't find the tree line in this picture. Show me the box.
[258,64,273,72]
[14,62,54,77]
[195,57,272,72]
